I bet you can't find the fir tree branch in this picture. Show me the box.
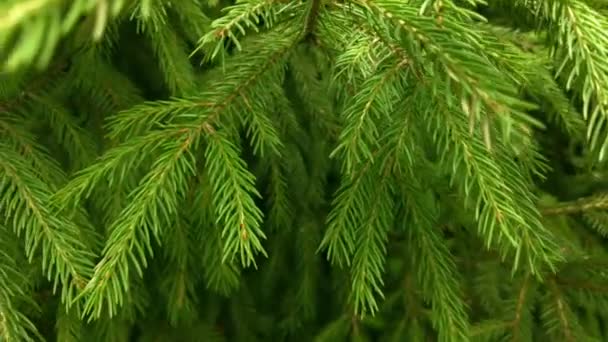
[348,166,395,316]
[60,29,302,312]
[160,217,199,325]
[349,0,543,142]
[27,94,98,169]
[331,56,409,174]
[80,133,197,319]
[0,112,67,184]
[511,273,531,341]
[516,0,608,157]
[402,182,470,341]
[0,0,124,70]
[51,128,182,210]
[192,0,303,62]
[191,173,241,295]
[425,85,562,274]
[303,0,323,39]
[0,225,43,342]
[132,0,197,95]
[55,307,83,342]
[541,193,608,215]
[0,144,96,305]
[205,130,268,266]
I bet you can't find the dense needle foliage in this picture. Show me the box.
[2,0,608,340]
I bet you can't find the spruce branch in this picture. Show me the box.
[348,0,543,142]
[55,307,83,342]
[80,133,197,319]
[481,24,586,137]
[66,49,143,114]
[541,278,587,341]
[199,222,241,295]
[348,167,394,316]
[192,0,303,62]
[63,27,301,307]
[27,94,98,169]
[265,155,293,231]
[582,211,608,237]
[147,24,197,95]
[189,173,241,296]
[287,46,338,135]
[0,0,124,70]
[130,0,197,95]
[331,53,409,174]
[541,193,608,216]
[160,217,199,325]
[403,182,470,341]
[106,98,210,140]
[293,219,322,320]
[303,0,323,39]
[0,225,43,342]
[426,86,562,274]
[516,0,608,157]
[51,128,182,210]
[0,112,67,184]
[168,0,211,45]
[318,165,367,268]
[0,144,96,305]
[205,131,267,267]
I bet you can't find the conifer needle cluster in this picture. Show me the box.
[2,0,608,340]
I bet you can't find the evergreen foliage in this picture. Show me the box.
[2,0,608,340]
